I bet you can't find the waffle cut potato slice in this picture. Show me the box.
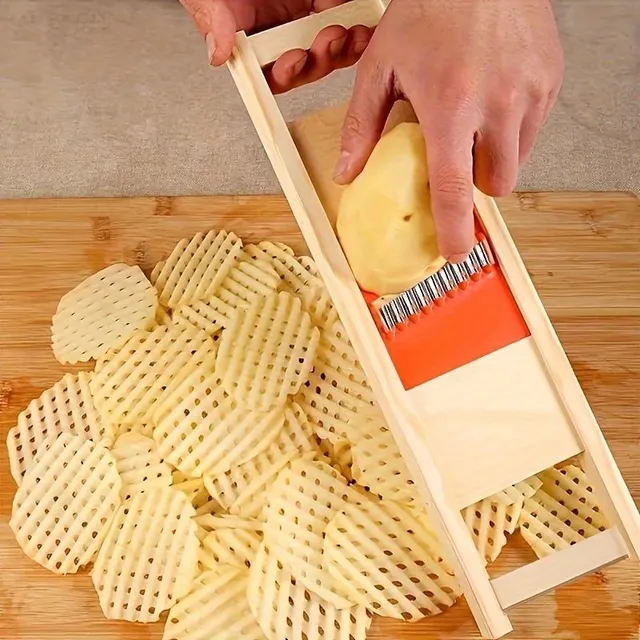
[462,476,543,565]
[199,525,263,571]
[350,423,420,506]
[296,320,378,444]
[255,242,338,327]
[153,369,284,477]
[92,486,199,622]
[90,324,217,426]
[173,300,225,337]
[519,465,608,558]
[10,433,121,574]
[163,566,266,640]
[111,432,172,500]
[171,470,212,510]
[216,291,320,411]
[263,458,362,608]
[248,542,371,640]
[323,497,461,621]
[151,229,243,309]
[115,422,156,440]
[196,513,263,534]
[155,304,174,327]
[7,371,115,485]
[316,436,354,482]
[175,246,281,333]
[51,263,158,364]
[204,404,315,519]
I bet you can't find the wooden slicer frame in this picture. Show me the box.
[225,1,640,637]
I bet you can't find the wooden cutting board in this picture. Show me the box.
[0,192,638,640]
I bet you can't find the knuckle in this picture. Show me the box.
[430,169,470,217]
[486,175,514,197]
[492,86,520,113]
[342,111,367,141]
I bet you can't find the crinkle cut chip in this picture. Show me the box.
[163,566,266,640]
[216,291,319,411]
[153,369,284,477]
[519,465,608,559]
[90,324,217,426]
[248,542,371,640]
[151,230,243,309]
[111,432,172,500]
[7,371,115,485]
[10,433,121,574]
[462,476,543,564]
[91,486,199,622]
[199,526,263,571]
[350,423,420,505]
[255,242,338,327]
[263,458,361,608]
[323,497,461,621]
[51,263,158,364]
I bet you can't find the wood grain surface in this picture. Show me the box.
[0,193,638,640]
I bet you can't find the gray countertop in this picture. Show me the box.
[0,0,638,199]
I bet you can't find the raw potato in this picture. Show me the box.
[336,122,446,296]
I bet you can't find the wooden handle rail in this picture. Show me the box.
[491,529,628,609]
[249,0,387,67]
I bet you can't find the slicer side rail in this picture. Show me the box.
[225,0,640,636]
[227,29,514,640]
[473,191,640,560]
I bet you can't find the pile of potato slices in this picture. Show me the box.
[6,229,608,639]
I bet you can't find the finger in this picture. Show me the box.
[267,25,347,94]
[334,54,393,184]
[414,103,476,262]
[265,24,371,94]
[304,25,349,81]
[335,25,373,69]
[266,49,309,94]
[473,119,521,197]
[179,0,236,66]
[313,0,351,10]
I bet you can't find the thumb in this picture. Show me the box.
[179,0,237,66]
[334,58,392,185]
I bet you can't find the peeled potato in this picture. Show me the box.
[336,122,445,296]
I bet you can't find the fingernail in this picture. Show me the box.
[291,53,307,77]
[334,151,351,183]
[446,252,469,264]
[329,36,346,60]
[206,32,216,65]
